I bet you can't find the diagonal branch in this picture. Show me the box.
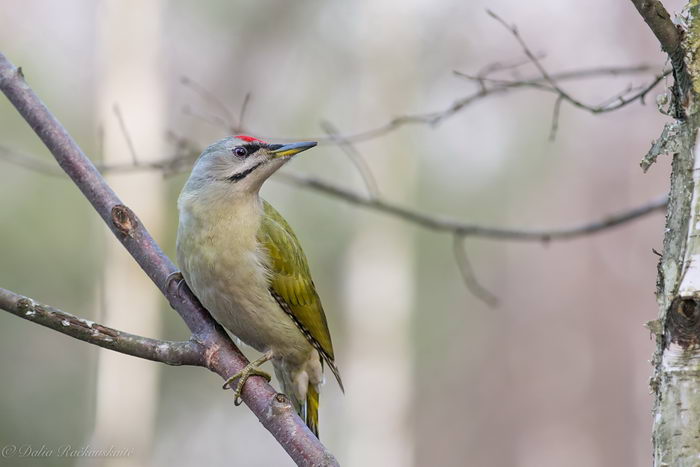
[0,52,337,467]
[629,0,682,56]
[320,120,380,198]
[454,69,669,115]
[628,0,690,118]
[275,171,669,242]
[452,235,498,307]
[0,287,205,366]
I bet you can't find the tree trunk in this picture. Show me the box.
[651,4,700,465]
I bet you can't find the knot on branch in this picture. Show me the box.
[203,342,222,370]
[666,298,700,348]
[111,204,138,238]
[16,297,35,314]
[271,393,294,416]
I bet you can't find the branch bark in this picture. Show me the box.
[630,0,682,55]
[0,52,337,467]
[0,287,205,366]
[630,0,691,119]
[277,172,668,241]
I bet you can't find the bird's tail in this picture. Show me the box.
[306,383,320,438]
[273,364,321,438]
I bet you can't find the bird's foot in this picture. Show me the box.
[222,352,273,406]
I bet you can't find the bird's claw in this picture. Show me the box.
[166,271,186,297]
[222,352,273,405]
[223,367,272,406]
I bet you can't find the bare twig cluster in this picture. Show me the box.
[181,64,668,145]
[485,10,670,140]
[171,10,668,147]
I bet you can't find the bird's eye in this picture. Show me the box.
[233,146,248,157]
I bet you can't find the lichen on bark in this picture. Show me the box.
[652,4,700,465]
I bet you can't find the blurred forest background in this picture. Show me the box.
[0,0,686,466]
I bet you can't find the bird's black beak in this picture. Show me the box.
[268,141,317,159]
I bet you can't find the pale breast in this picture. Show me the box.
[176,193,310,358]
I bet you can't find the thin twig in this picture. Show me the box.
[0,145,60,176]
[182,104,231,130]
[238,92,252,129]
[455,69,669,114]
[487,10,583,106]
[180,75,237,130]
[0,287,205,366]
[452,235,499,307]
[549,95,564,141]
[97,123,104,162]
[320,120,380,198]
[113,104,139,164]
[475,53,546,79]
[457,64,658,83]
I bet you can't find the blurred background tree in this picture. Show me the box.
[0,0,689,466]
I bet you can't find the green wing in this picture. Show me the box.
[258,200,342,388]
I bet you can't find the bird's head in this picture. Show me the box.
[183,135,316,196]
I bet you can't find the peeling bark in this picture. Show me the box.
[652,4,700,465]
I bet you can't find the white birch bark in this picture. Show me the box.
[651,5,700,465]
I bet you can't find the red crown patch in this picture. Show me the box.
[235,135,267,144]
